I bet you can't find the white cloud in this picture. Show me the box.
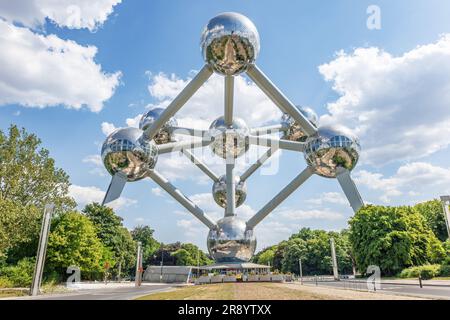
[277,208,344,221]
[147,71,283,129]
[319,35,450,165]
[151,187,163,197]
[82,154,102,166]
[0,21,121,112]
[101,122,117,136]
[82,154,106,176]
[354,162,450,203]
[0,0,121,31]
[305,192,348,206]
[126,114,141,128]
[69,185,136,210]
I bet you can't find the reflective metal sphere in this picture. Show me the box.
[139,108,178,145]
[212,175,247,208]
[101,127,158,182]
[304,126,360,178]
[209,117,250,159]
[201,12,260,75]
[207,217,256,263]
[281,106,319,142]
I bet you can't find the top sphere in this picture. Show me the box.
[201,12,260,76]
[304,125,360,178]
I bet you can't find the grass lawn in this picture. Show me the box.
[136,282,423,300]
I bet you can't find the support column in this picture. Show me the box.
[330,238,339,281]
[225,162,236,217]
[135,241,143,287]
[30,204,54,296]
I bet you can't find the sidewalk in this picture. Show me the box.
[380,279,450,287]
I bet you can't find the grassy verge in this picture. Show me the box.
[0,289,28,298]
[137,283,347,300]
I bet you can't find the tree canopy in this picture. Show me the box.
[349,205,446,275]
[83,203,136,278]
[414,200,448,242]
[254,228,354,276]
[0,125,75,212]
[46,212,109,278]
[131,225,160,266]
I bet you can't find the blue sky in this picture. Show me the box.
[1,0,450,251]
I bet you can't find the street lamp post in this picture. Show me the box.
[298,258,303,285]
[440,196,450,238]
[135,241,142,287]
[160,246,164,283]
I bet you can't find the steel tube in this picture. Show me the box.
[250,124,288,136]
[181,149,220,182]
[246,65,317,136]
[147,170,217,230]
[240,146,279,182]
[143,65,213,141]
[246,167,313,229]
[158,138,213,155]
[225,162,236,217]
[336,168,364,213]
[168,127,208,138]
[248,135,305,153]
[224,75,234,127]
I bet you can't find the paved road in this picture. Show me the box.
[10,284,177,300]
[302,280,450,299]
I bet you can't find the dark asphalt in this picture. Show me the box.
[13,284,176,300]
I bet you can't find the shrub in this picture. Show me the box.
[439,265,450,277]
[0,277,13,288]
[399,265,441,279]
[0,257,35,287]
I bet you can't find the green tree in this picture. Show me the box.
[171,249,195,266]
[257,248,276,266]
[150,242,212,266]
[83,203,136,278]
[0,198,41,259]
[47,212,107,279]
[0,125,75,212]
[131,225,160,266]
[414,200,448,242]
[349,205,446,276]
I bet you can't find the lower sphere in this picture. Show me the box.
[207,216,256,263]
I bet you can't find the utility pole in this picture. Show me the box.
[197,248,200,277]
[330,238,339,281]
[30,204,54,296]
[298,258,303,284]
[135,241,142,287]
[440,196,450,238]
[160,245,164,283]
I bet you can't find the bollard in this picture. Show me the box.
[419,276,423,288]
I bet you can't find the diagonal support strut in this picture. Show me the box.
[181,149,220,182]
[246,64,317,137]
[147,169,217,230]
[336,167,364,213]
[142,65,213,141]
[246,167,314,229]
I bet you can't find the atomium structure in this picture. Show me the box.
[101,12,364,264]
